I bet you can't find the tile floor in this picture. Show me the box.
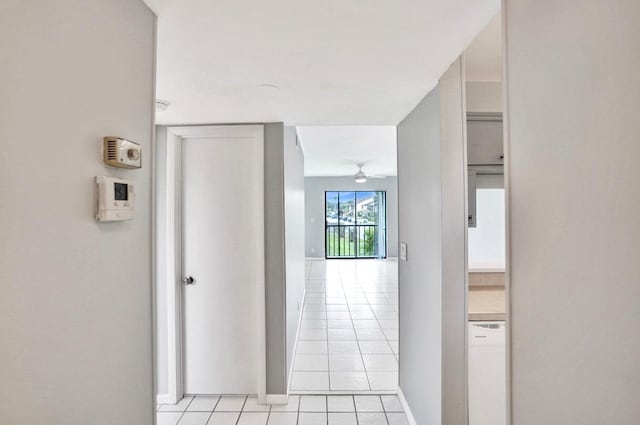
[157,395,410,425]
[157,259,401,424]
[291,260,399,392]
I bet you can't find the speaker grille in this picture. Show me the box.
[106,140,117,161]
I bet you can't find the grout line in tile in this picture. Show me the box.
[233,396,249,425]
[266,402,272,425]
[326,337,331,392]
[353,395,361,425]
[380,395,392,425]
[202,395,223,424]
[326,394,329,425]
[174,396,195,424]
[345,298,372,391]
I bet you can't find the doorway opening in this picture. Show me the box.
[291,126,399,394]
[325,191,387,259]
[463,11,507,425]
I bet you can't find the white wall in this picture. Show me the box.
[466,81,502,113]
[398,82,443,425]
[439,58,469,425]
[283,127,306,384]
[304,177,399,258]
[505,0,640,423]
[397,57,468,425]
[0,1,156,424]
[262,122,288,395]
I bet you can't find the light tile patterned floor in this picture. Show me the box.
[291,259,398,393]
[157,259,401,424]
[157,395,409,425]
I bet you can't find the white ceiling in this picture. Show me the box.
[465,13,502,82]
[146,0,500,126]
[297,126,397,177]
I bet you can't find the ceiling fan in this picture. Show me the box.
[351,163,386,184]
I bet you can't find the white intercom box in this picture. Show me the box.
[95,176,135,221]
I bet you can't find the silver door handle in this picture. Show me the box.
[182,275,195,285]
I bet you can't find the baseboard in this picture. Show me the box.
[162,391,289,406]
[266,394,289,405]
[397,387,418,425]
[291,390,397,395]
[161,392,290,406]
[156,393,173,405]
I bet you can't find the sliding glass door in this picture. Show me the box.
[325,191,387,258]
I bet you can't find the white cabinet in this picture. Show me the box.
[468,322,506,425]
[467,113,503,165]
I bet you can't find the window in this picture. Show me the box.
[325,191,387,258]
[468,183,505,270]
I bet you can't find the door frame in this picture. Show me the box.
[158,125,266,404]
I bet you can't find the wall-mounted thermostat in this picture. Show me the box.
[95,176,135,221]
[103,137,142,169]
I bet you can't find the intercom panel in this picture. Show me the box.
[95,176,135,221]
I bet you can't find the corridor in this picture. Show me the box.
[291,260,399,392]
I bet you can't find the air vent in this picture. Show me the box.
[102,137,142,169]
[106,139,117,161]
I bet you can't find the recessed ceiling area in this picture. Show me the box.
[297,126,397,177]
[146,0,500,125]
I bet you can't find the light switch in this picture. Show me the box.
[400,242,407,262]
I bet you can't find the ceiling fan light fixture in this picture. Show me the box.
[354,172,367,184]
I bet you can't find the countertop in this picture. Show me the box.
[469,285,505,321]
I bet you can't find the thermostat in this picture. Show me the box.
[103,137,142,169]
[95,176,135,221]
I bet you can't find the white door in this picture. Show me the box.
[181,126,264,395]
